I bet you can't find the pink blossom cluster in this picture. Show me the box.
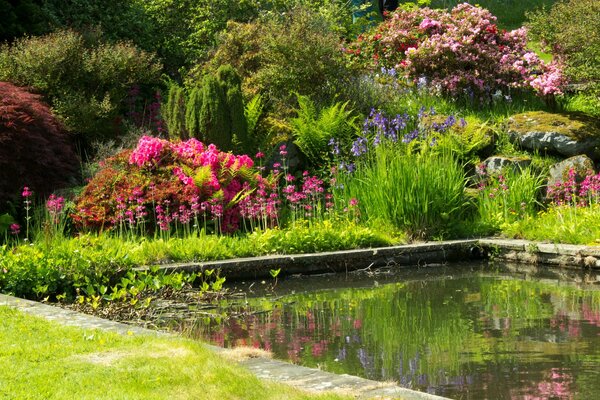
[347,3,566,97]
[129,136,168,168]
[547,168,600,206]
[46,194,65,215]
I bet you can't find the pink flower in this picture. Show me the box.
[22,186,32,198]
[46,194,65,215]
[9,223,20,235]
[129,136,168,168]
[255,152,265,159]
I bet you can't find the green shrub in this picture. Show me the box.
[198,74,232,150]
[0,30,162,150]
[163,82,187,139]
[184,86,203,140]
[203,7,352,114]
[527,0,600,95]
[217,65,249,151]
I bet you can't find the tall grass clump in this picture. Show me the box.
[336,144,467,239]
[474,164,544,233]
[332,109,466,238]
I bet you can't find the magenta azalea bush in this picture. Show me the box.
[73,137,335,234]
[346,3,565,98]
[74,136,269,233]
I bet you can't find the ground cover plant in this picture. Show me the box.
[0,306,351,400]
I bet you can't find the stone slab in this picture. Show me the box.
[136,240,482,280]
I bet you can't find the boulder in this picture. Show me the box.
[507,111,600,160]
[483,156,532,175]
[547,155,595,186]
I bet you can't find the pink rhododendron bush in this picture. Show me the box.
[346,3,565,98]
[73,136,275,234]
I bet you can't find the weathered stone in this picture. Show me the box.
[483,156,532,175]
[506,111,600,160]
[547,154,595,186]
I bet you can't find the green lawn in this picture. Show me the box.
[0,306,350,400]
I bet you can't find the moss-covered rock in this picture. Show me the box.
[547,154,595,186]
[506,111,600,160]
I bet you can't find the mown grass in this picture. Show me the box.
[0,306,351,400]
[427,0,557,30]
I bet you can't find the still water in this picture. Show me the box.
[172,263,600,399]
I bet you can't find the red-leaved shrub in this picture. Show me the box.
[0,82,79,209]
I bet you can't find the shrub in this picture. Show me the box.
[217,65,249,151]
[184,86,203,140]
[346,3,565,99]
[203,7,352,113]
[198,74,232,150]
[0,82,79,210]
[72,136,269,234]
[527,0,600,96]
[163,82,187,139]
[0,30,162,150]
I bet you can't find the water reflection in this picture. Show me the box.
[174,264,600,399]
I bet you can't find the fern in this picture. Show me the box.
[290,94,358,165]
[244,94,264,138]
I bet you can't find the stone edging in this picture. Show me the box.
[480,238,600,268]
[135,238,600,282]
[134,239,482,280]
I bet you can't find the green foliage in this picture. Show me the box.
[0,0,49,41]
[163,82,187,139]
[503,205,600,244]
[527,0,600,96]
[291,95,358,166]
[199,73,231,150]
[0,221,400,300]
[244,94,265,142]
[474,167,544,234]
[217,65,249,151]
[184,86,203,139]
[205,7,352,114]
[0,29,162,148]
[336,148,467,239]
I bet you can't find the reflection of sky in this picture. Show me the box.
[178,271,600,399]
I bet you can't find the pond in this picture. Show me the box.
[163,262,600,399]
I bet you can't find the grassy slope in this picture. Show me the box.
[0,306,350,400]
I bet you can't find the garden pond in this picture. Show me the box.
[156,262,600,399]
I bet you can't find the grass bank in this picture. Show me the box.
[0,306,350,400]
